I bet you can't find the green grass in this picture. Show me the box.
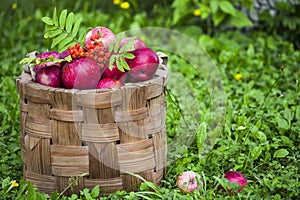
[1,0,300,199]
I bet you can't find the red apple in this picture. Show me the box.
[62,57,102,89]
[126,48,159,82]
[102,61,127,80]
[177,171,202,193]
[85,26,115,50]
[35,65,62,88]
[224,171,247,193]
[119,37,146,50]
[97,77,124,89]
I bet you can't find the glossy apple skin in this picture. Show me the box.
[126,48,159,82]
[97,77,124,89]
[102,61,127,80]
[62,57,102,90]
[119,37,147,50]
[224,171,247,192]
[176,171,201,193]
[85,26,115,50]
[35,65,62,88]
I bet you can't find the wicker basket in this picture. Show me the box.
[16,52,169,196]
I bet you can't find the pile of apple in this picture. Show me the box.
[32,26,160,90]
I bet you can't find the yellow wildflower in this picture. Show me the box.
[120,1,130,9]
[193,9,201,16]
[11,180,19,188]
[234,73,243,81]
[12,3,17,10]
[113,0,120,5]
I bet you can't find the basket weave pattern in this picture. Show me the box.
[16,53,169,195]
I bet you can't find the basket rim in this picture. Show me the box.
[17,52,169,94]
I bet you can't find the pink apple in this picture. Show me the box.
[126,48,159,82]
[224,171,247,193]
[102,61,127,80]
[62,57,102,89]
[119,37,147,50]
[85,26,115,50]
[97,77,124,89]
[35,65,62,88]
[176,171,202,193]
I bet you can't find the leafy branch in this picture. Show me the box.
[42,8,89,52]
[107,35,137,72]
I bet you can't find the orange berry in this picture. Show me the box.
[75,43,80,49]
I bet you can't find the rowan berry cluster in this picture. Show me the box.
[67,34,111,69]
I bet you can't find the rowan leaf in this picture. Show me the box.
[116,57,125,72]
[53,7,58,26]
[44,29,62,38]
[42,17,54,26]
[108,54,117,71]
[51,32,68,49]
[59,9,68,29]
[123,52,135,59]
[58,37,74,52]
[72,17,82,37]
[45,24,57,31]
[66,12,74,32]
[119,38,136,53]
[120,56,130,71]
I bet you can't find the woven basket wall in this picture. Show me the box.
[16,52,169,196]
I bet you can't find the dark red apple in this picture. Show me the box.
[97,77,124,89]
[119,37,146,50]
[85,26,115,51]
[62,57,102,89]
[35,65,62,88]
[126,48,159,82]
[102,61,127,80]
[224,171,247,192]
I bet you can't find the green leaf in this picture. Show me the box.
[113,37,122,53]
[119,38,137,53]
[45,24,57,31]
[108,54,116,71]
[277,117,289,129]
[273,148,289,158]
[196,122,207,154]
[212,10,226,26]
[51,32,68,49]
[230,11,253,28]
[116,57,125,72]
[108,39,116,53]
[72,17,82,37]
[123,52,135,59]
[120,56,130,71]
[58,37,74,52]
[64,55,73,62]
[219,1,236,16]
[78,28,89,44]
[91,185,100,198]
[66,12,74,32]
[59,9,68,29]
[44,29,63,38]
[210,0,219,13]
[53,7,58,26]
[296,106,300,120]
[42,17,54,25]
[18,57,36,65]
